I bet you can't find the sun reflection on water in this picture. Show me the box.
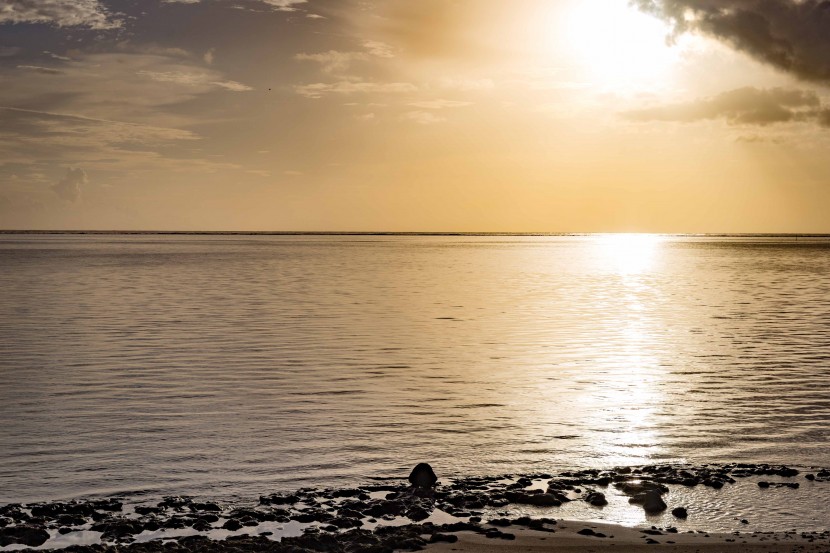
[578,234,669,465]
[595,233,663,275]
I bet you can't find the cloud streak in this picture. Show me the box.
[295,80,417,98]
[623,86,830,127]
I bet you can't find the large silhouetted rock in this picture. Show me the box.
[0,525,50,547]
[408,463,438,488]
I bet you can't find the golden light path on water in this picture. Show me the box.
[558,234,667,466]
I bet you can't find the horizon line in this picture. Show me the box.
[3,230,830,237]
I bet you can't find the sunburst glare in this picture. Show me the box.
[554,0,681,89]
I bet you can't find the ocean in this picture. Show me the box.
[1,234,829,531]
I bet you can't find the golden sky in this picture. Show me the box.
[2,0,830,232]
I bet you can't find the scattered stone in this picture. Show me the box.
[672,506,688,519]
[585,491,608,506]
[430,533,458,543]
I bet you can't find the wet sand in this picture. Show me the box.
[424,520,830,553]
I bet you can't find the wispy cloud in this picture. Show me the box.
[402,111,446,125]
[162,0,307,11]
[295,41,395,74]
[408,99,471,109]
[138,70,252,91]
[295,80,417,98]
[623,87,830,128]
[0,0,121,29]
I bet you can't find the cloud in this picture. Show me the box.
[295,41,395,74]
[295,50,368,74]
[261,0,306,10]
[439,77,495,91]
[51,167,86,202]
[402,111,446,125]
[623,86,829,127]
[363,41,395,59]
[295,80,417,98]
[633,0,830,83]
[138,70,252,91]
[162,0,306,10]
[0,0,121,29]
[408,99,472,109]
[17,64,63,74]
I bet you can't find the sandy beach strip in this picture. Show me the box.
[422,520,830,553]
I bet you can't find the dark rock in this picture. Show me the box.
[191,519,212,532]
[616,481,668,496]
[222,519,242,531]
[134,506,162,516]
[488,518,512,527]
[578,528,599,536]
[409,463,438,488]
[672,507,688,519]
[190,502,221,512]
[642,491,667,514]
[505,491,561,507]
[0,525,51,547]
[157,496,192,510]
[758,481,770,488]
[58,527,73,534]
[430,533,459,543]
[585,491,608,507]
[90,518,144,541]
[331,488,362,498]
[259,493,299,506]
[330,517,362,529]
[484,528,515,540]
[406,507,431,522]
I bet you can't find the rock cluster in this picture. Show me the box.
[0,462,822,551]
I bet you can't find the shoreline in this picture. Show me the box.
[424,521,830,553]
[1,463,829,551]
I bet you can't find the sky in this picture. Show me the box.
[2,0,830,232]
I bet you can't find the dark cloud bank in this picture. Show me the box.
[634,0,830,84]
[629,1,830,130]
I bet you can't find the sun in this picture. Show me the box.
[554,0,681,89]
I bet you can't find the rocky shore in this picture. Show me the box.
[1,463,828,552]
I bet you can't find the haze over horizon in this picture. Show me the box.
[3,0,830,232]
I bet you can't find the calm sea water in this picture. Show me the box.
[1,234,829,521]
